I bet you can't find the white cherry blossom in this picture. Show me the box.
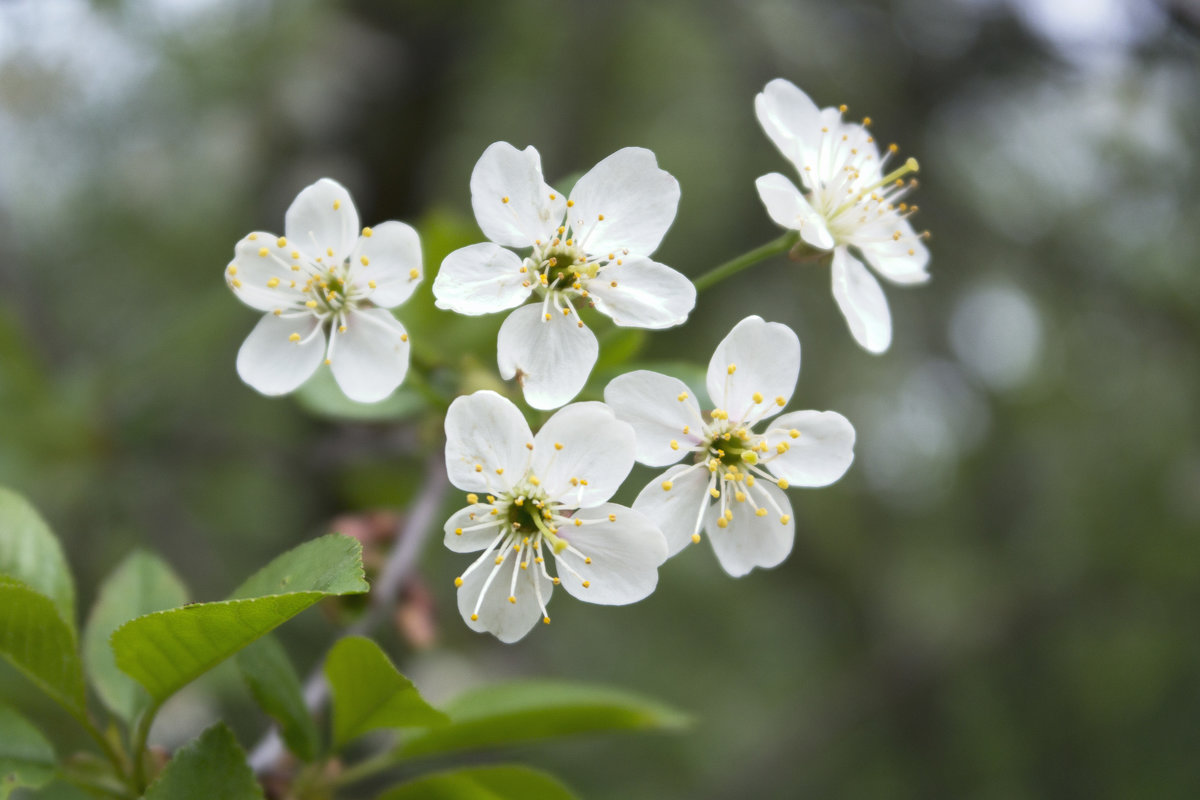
[226,178,422,403]
[443,390,668,643]
[754,78,930,354]
[434,142,696,410]
[605,316,855,578]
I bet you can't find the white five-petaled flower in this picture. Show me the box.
[754,78,931,354]
[443,390,669,643]
[433,143,697,410]
[226,178,423,403]
[604,316,856,578]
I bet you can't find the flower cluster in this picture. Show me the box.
[223,78,931,643]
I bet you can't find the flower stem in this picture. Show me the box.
[692,232,798,293]
[329,747,401,789]
[130,701,161,792]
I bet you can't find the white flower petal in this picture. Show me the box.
[284,178,360,263]
[327,308,410,403]
[457,553,552,643]
[236,312,325,396]
[226,232,308,311]
[603,370,706,467]
[444,504,505,553]
[554,504,667,606]
[567,147,679,257]
[706,316,801,424]
[347,221,422,308]
[754,78,823,182]
[585,257,696,329]
[433,243,532,315]
[831,246,892,354]
[470,142,566,249]
[753,173,834,250]
[632,464,711,557]
[764,410,856,487]
[444,390,533,494]
[704,480,794,577]
[853,217,931,286]
[532,402,635,507]
[497,303,598,410]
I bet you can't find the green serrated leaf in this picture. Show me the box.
[112,534,368,705]
[83,551,188,723]
[399,680,689,759]
[375,765,578,800]
[326,637,448,750]
[0,578,86,718]
[142,723,263,800]
[236,636,319,762]
[0,704,56,799]
[0,487,76,631]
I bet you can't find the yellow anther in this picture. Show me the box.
[776,442,790,454]
[227,265,238,275]
[735,491,746,502]
[691,533,701,543]
[258,247,269,257]
[525,443,534,450]
[677,392,688,402]
[670,439,679,450]
[276,237,287,247]
[368,280,377,289]
[549,194,557,200]
[755,508,768,517]
[682,425,690,435]
[487,495,496,503]
[544,313,552,321]
[409,268,420,279]
[543,616,551,624]
[610,281,618,288]
[838,103,848,113]
[267,277,280,288]
[716,517,728,529]
[360,256,370,266]
[333,199,341,210]
[474,464,483,472]
[725,509,733,521]
[777,479,789,490]
[709,488,720,499]
[582,581,590,588]
[495,467,504,475]
[520,562,528,570]
[566,199,575,207]
[502,196,509,203]
[789,429,800,438]
[662,480,674,491]
[454,527,463,535]
[529,476,540,486]
[470,613,478,620]
[326,248,334,258]
[273,309,282,316]
[514,497,524,506]
[467,493,478,504]
[598,214,605,221]
[780,515,791,525]
[454,576,463,586]
[608,513,616,522]
[746,475,756,487]
[862,116,872,126]
[562,307,570,316]
[338,325,347,333]
[554,442,563,450]
[775,396,786,406]
[248,233,258,240]
[306,300,318,308]
[363,226,373,237]
[585,557,592,564]
[288,333,301,342]
[508,596,516,604]
[727,363,737,374]
[574,518,582,527]
[232,279,243,288]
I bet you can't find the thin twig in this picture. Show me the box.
[248,453,451,773]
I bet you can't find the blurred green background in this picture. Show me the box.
[2,0,1199,797]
